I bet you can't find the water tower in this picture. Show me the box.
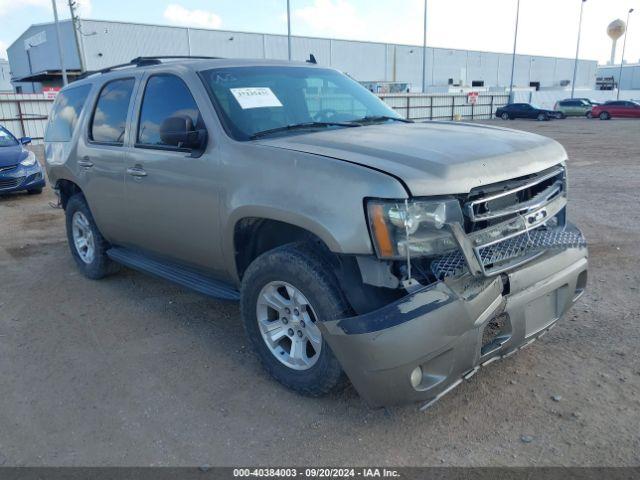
[608,19,626,65]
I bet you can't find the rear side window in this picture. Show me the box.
[137,74,203,147]
[45,84,91,142]
[89,78,135,145]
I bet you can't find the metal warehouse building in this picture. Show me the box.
[596,63,640,90]
[8,18,598,93]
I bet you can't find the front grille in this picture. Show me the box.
[428,165,585,279]
[0,165,17,173]
[0,177,23,190]
[464,166,566,232]
[431,225,586,279]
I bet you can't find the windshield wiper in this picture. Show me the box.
[250,121,360,139]
[348,115,413,124]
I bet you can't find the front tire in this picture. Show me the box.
[240,243,350,397]
[599,111,611,120]
[27,187,43,195]
[586,111,593,118]
[65,194,119,280]
[500,112,510,120]
[537,112,549,121]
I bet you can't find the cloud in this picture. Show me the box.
[293,0,366,39]
[163,4,222,29]
[0,40,7,59]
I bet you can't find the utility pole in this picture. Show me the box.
[52,0,68,86]
[570,0,586,99]
[508,0,521,102]
[287,0,292,61]
[68,0,86,72]
[421,0,428,93]
[617,8,634,100]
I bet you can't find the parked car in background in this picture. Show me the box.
[0,126,45,195]
[44,57,588,408]
[554,99,593,118]
[591,100,640,120]
[495,103,560,121]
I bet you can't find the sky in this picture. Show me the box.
[1,0,639,65]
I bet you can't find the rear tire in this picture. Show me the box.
[500,112,510,120]
[599,111,611,120]
[240,242,350,397]
[558,113,567,119]
[65,194,120,280]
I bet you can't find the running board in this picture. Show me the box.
[107,247,240,301]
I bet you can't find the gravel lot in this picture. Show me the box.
[1,118,639,467]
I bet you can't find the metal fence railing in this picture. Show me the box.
[0,92,510,145]
[0,94,53,144]
[377,93,510,121]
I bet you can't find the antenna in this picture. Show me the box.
[307,54,317,64]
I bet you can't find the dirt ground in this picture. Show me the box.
[1,118,639,467]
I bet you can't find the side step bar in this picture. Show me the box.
[107,247,240,301]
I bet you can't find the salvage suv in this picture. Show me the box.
[45,57,588,408]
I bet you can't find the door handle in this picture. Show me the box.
[78,157,94,168]
[127,166,147,178]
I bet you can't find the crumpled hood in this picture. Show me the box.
[256,122,567,195]
[0,145,27,168]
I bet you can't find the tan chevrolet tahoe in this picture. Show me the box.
[44,57,588,408]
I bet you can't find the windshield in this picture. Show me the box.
[200,66,402,140]
[0,127,19,147]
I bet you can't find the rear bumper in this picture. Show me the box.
[319,242,588,408]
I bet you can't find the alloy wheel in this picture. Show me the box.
[72,211,95,264]
[256,281,322,370]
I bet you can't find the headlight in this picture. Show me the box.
[19,151,37,167]
[366,198,463,259]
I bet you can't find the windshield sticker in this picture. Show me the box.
[230,87,283,109]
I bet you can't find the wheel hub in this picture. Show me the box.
[72,211,95,264]
[256,281,322,370]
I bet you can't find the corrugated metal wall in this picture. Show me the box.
[0,61,12,91]
[0,93,52,143]
[512,89,639,110]
[596,65,640,90]
[77,19,597,90]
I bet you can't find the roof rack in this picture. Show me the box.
[77,55,224,80]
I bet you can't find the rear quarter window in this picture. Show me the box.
[89,78,135,145]
[45,84,92,142]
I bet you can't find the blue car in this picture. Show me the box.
[0,126,45,195]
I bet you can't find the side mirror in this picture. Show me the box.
[20,137,32,145]
[159,116,207,156]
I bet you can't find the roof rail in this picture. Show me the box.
[77,55,224,80]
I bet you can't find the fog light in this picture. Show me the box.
[410,366,423,388]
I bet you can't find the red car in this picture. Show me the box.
[591,100,640,120]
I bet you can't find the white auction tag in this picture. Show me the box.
[230,87,283,109]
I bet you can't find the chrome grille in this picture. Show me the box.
[428,166,583,279]
[464,166,566,228]
[0,165,17,173]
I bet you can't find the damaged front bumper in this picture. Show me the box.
[318,237,588,408]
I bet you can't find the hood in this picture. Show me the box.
[256,122,567,196]
[0,145,27,168]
